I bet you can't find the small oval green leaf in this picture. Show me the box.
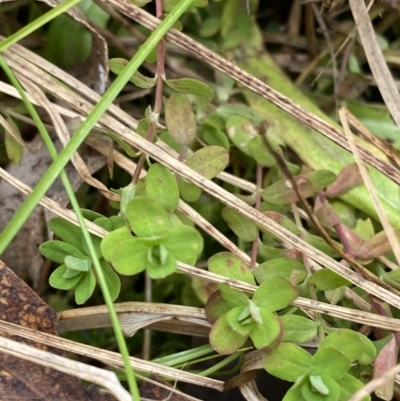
[165,94,197,145]
[164,78,213,97]
[146,163,179,211]
[185,146,229,179]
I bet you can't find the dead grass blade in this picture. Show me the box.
[339,107,400,266]
[0,335,131,401]
[348,0,400,127]
[0,320,224,391]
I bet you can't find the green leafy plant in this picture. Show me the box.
[205,252,300,354]
[40,216,122,304]
[101,163,203,278]
[263,329,376,401]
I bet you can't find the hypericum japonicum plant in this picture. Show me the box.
[205,252,303,354]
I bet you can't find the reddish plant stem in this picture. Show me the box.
[132,0,165,185]
[250,163,262,269]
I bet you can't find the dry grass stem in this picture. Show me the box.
[0,335,131,401]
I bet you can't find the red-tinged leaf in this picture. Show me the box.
[339,224,365,255]
[314,199,340,229]
[325,163,363,198]
[205,290,231,323]
[262,211,301,235]
[210,314,248,355]
[185,146,229,179]
[373,334,398,401]
[165,94,197,145]
[208,252,256,285]
[261,176,314,204]
[356,229,400,259]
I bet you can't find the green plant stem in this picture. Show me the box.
[0,0,195,398]
[0,0,83,52]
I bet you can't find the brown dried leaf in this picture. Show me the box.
[0,260,115,400]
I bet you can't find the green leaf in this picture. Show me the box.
[199,16,220,38]
[248,136,276,167]
[164,78,213,97]
[248,300,262,324]
[185,146,229,179]
[109,238,149,276]
[308,170,337,192]
[49,265,82,290]
[282,385,306,401]
[357,229,400,259]
[301,375,340,401]
[249,307,281,350]
[4,115,23,165]
[262,211,301,235]
[205,290,232,323]
[319,329,376,365]
[226,306,254,336]
[252,277,298,311]
[208,252,256,285]
[80,209,105,221]
[337,374,370,401]
[177,178,202,202]
[101,260,120,302]
[219,104,264,123]
[100,226,132,262]
[263,343,312,382]
[281,315,319,343]
[40,241,88,265]
[108,58,157,88]
[261,176,314,204]
[49,218,85,252]
[219,283,249,308]
[64,255,91,272]
[309,375,330,395]
[199,124,230,150]
[165,94,197,145]
[303,232,343,258]
[74,270,96,305]
[221,207,258,242]
[146,163,179,211]
[309,269,351,291]
[225,115,256,154]
[163,225,203,265]
[253,258,306,285]
[147,248,177,279]
[210,313,248,355]
[312,347,351,380]
[163,0,207,11]
[62,267,83,279]
[125,197,170,238]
